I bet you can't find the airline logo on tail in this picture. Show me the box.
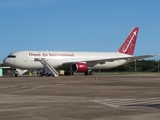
[118,27,139,55]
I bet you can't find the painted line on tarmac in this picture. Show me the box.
[9,85,53,93]
[0,85,19,89]
[0,106,48,112]
[8,81,86,93]
[90,97,160,108]
[0,100,90,104]
[90,100,119,107]
[0,97,160,109]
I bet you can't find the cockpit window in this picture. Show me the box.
[7,55,16,58]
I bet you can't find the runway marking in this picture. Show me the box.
[7,81,85,93]
[9,85,53,93]
[1,80,90,94]
[8,82,76,93]
[90,97,160,108]
[0,100,90,104]
[0,85,19,89]
[90,100,119,107]
[0,106,48,112]
[0,97,159,108]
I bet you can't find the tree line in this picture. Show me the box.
[97,60,159,72]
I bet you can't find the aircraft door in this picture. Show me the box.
[23,54,28,62]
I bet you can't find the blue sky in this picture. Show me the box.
[0,0,160,62]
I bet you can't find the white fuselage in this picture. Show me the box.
[3,51,133,70]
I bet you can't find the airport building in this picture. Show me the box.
[0,68,2,76]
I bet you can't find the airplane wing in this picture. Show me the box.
[88,54,157,63]
[62,54,156,66]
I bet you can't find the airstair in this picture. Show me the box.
[36,58,59,77]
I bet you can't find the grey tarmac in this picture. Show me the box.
[0,74,160,120]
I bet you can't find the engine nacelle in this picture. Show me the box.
[71,62,88,72]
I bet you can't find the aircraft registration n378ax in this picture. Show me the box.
[3,27,156,76]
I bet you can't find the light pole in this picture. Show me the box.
[158,58,159,72]
[134,59,137,72]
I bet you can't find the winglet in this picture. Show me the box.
[117,27,139,55]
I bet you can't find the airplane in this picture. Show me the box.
[3,27,156,77]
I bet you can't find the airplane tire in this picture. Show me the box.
[84,71,89,75]
[15,74,18,77]
[84,70,94,76]
[40,72,43,77]
[89,71,94,75]
[64,71,73,76]
[46,73,50,77]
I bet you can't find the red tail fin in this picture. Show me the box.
[117,27,139,55]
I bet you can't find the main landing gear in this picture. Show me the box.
[84,70,94,75]
[63,70,94,76]
[64,71,74,76]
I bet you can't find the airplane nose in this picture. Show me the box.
[3,58,9,65]
[3,58,6,64]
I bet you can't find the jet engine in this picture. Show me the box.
[71,62,88,72]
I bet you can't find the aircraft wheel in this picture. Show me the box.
[46,73,49,77]
[84,70,94,75]
[15,74,18,77]
[40,72,43,77]
[89,71,94,75]
[84,71,89,75]
[69,71,73,76]
[64,71,68,76]
[64,71,73,76]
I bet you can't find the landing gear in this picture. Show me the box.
[64,71,74,76]
[63,70,94,76]
[90,70,94,75]
[46,73,50,77]
[84,70,94,75]
[40,72,43,77]
[14,73,19,77]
